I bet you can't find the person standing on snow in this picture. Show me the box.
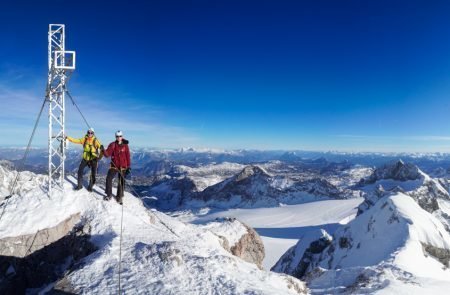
[65,127,103,192]
[102,130,131,205]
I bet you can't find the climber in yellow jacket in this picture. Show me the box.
[65,127,103,192]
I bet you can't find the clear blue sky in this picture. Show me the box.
[2,0,450,152]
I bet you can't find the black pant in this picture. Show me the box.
[106,168,125,201]
[77,159,98,189]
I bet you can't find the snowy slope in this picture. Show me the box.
[273,192,450,294]
[0,167,307,294]
[0,161,46,200]
[188,198,362,270]
[357,160,450,214]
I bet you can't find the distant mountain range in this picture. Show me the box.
[3,147,450,175]
[2,149,450,293]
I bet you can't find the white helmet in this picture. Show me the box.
[115,130,123,137]
[87,127,95,134]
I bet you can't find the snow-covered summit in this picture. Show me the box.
[273,192,450,294]
[234,165,271,182]
[357,160,450,214]
[0,169,306,294]
[361,159,422,184]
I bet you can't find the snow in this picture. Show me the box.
[187,198,363,269]
[0,168,306,294]
[272,229,332,275]
[260,236,299,270]
[306,193,450,294]
[0,164,46,203]
[191,198,362,229]
[437,199,450,216]
[330,166,373,187]
[176,162,246,191]
[199,218,248,247]
[321,193,450,269]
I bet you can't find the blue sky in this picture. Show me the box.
[2,0,450,152]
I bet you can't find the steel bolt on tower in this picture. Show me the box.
[47,24,76,198]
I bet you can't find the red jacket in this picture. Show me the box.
[104,139,131,169]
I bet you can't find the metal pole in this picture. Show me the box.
[47,24,76,198]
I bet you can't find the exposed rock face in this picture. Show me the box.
[0,218,96,294]
[235,165,269,182]
[150,177,198,210]
[196,165,277,207]
[288,178,345,200]
[0,213,81,257]
[422,243,450,267]
[53,277,77,294]
[192,165,350,208]
[230,223,265,269]
[272,229,332,278]
[296,235,333,276]
[203,218,265,269]
[357,160,450,215]
[361,160,421,184]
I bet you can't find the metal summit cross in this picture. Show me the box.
[46,24,76,198]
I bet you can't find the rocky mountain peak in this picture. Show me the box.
[363,159,422,184]
[234,165,270,182]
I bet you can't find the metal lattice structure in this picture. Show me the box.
[47,24,76,197]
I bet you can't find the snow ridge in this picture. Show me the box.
[0,167,306,294]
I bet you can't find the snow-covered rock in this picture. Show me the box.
[361,159,421,183]
[271,229,332,278]
[0,161,46,200]
[188,165,352,209]
[357,160,450,214]
[174,162,246,191]
[0,168,307,294]
[275,192,450,293]
[201,217,265,269]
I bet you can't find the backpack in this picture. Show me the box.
[83,136,100,160]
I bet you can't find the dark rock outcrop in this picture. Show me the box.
[0,218,97,294]
[360,160,421,185]
[422,243,450,267]
[272,229,332,279]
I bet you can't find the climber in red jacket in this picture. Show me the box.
[102,130,131,204]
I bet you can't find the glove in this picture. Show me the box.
[125,168,131,176]
[100,145,105,151]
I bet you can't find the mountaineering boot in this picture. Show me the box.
[104,195,112,201]
[74,185,83,191]
[115,195,123,205]
[87,184,93,192]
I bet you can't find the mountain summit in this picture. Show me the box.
[0,165,306,294]
[361,159,421,184]
[273,192,450,293]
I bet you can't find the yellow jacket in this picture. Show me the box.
[67,135,102,161]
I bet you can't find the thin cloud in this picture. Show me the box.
[0,75,200,147]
